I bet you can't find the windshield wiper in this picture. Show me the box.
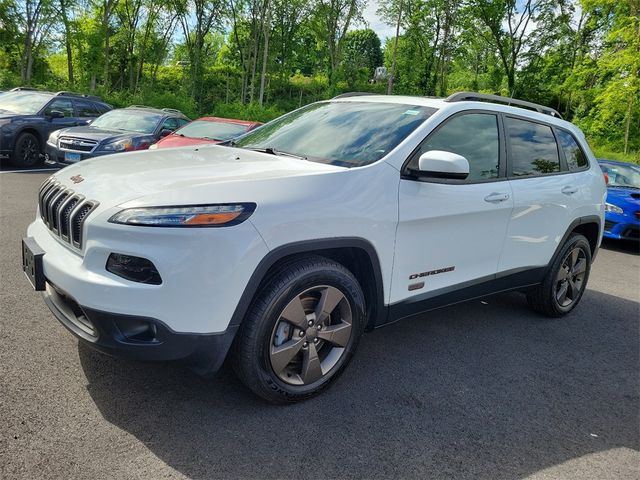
[245,146,308,160]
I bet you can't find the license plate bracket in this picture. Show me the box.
[22,237,45,291]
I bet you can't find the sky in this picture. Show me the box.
[362,1,398,43]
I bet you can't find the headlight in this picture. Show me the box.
[108,203,256,227]
[605,202,623,214]
[100,138,133,152]
[48,130,62,145]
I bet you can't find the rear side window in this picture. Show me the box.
[75,100,100,118]
[556,129,588,171]
[407,113,500,181]
[506,117,560,176]
[161,117,180,131]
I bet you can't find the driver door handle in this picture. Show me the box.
[484,192,510,203]
[562,185,579,195]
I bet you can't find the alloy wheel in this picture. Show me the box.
[20,137,39,164]
[269,285,353,386]
[555,247,587,307]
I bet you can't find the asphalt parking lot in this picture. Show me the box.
[1,169,638,480]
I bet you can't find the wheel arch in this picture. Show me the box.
[551,215,602,265]
[15,127,45,151]
[229,238,386,331]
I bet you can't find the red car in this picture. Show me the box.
[150,117,262,149]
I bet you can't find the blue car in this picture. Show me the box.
[598,159,640,240]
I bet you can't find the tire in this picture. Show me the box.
[526,233,592,317]
[11,132,42,167]
[231,255,366,404]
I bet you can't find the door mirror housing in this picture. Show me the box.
[47,110,65,120]
[417,150,470,180]
[159,129,173,138]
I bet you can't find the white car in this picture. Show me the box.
[23,92,606,403]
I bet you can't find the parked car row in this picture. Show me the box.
[0,87,262,168]
[598,159,640,241]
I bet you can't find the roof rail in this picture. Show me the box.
[161,107,184,115]
[128,104,153,109]
[10,87,38,91]
[445,92,563,119]
[332,92,373,99]
[55,91,103,102]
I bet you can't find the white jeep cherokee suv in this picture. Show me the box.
[23,92,606,403]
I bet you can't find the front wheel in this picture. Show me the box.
[12,132,42,167]
[527,233,592,317]
[231,256,366,403]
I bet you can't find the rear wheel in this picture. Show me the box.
[527,233,592,317]
[231,256,366,403]
[12,132,41,167]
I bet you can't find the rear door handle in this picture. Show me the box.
[562,186,579,195]
[484,192,510,203]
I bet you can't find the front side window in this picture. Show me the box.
[506,117,560,176]
[406,113,500,181]
[162,117,180,131]
[234,101,437,168]
[44,99,74,117]
[556,129,588,171]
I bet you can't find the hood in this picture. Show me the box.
[606,186,640,209]
[58,125,150,143]
[155,134,219,149]
[50,144,345,212]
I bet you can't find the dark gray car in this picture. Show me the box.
[45,106,190,166]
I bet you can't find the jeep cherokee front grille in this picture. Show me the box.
[38,178,98,249]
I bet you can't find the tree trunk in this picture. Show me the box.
[624,94,634,155]
[259,3,271,107]
[60,0,74,85]
[387,0,403,95]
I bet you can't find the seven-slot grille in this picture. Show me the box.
[58,137,98,152]
[38,178,98,249]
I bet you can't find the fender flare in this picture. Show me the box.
[228,237,386,329]
[549,215,602,267]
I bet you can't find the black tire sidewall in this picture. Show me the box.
[550,235,592,315]
[13,133,41,167]
[244,261,366,402]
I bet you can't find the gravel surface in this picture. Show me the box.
[1,171,638,480]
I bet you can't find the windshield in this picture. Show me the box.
[233,101,437,167]
[0,92,52,114]
[176,120,250,141]
[600,163,640,188]
[91,109,162,134]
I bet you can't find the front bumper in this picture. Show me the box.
[45,142,110,166]
[603,212,639,240]
[43,281,237,372]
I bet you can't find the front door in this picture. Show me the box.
[391,112,513,305]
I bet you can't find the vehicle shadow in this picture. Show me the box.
[79,289,639,480]
[601,238,639,256]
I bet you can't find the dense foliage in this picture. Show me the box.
[0,0,638,161]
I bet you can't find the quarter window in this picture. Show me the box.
[506,117,560,176]
[162,117,180,131]
[408,113,500,181]
[556,129,588,170]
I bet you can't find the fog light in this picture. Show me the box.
[106,253,162,285]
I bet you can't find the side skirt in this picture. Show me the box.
[379,266,546,328]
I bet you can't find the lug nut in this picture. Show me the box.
[299,331,305,337]
[308,320,314,326]
[316,324,322,330]
[303,342,308,348]
[313,338,319,344]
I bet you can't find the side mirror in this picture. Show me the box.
[159,129,172,138]
[47,110,65,120]
[417,150,469,180]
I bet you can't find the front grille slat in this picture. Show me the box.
[37,179,98,250]
[59,137,98,153]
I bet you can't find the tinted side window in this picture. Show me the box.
[162,117,179,131]
[44,99,74,117]
[408,113,500,181]
[96,103,111,114]
[556,129,588,171]
[506,117,560,176]
[75,100,99,118]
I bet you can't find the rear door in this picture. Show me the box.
[391,111,514,304]
[74,99,102,124]
[498,116,575,273]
